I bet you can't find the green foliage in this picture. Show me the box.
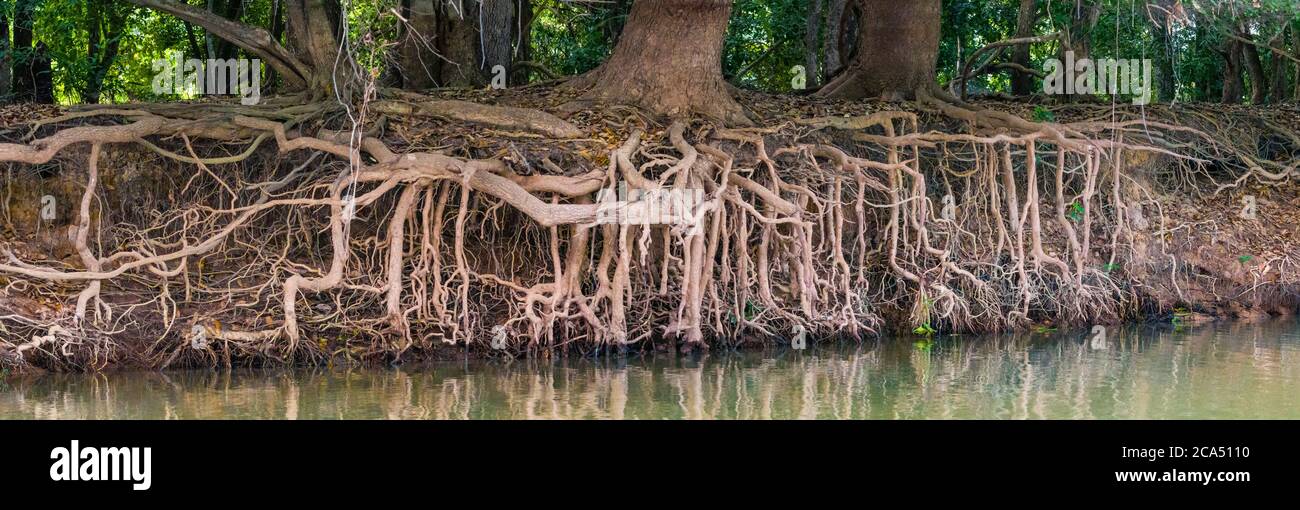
[2,0,1296,105]
[1032,105,1055,122]
[1066,201,1085,222]
[722,0,806,91]
[531,0,627,78]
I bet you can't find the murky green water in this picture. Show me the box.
[4,320,1300,419]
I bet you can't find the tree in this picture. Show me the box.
[1220,38,1244,103]
[396,0,523,89]
[822,0,849,79]
[1010,0,1037,96]
[1267,26,1290,103]
[82,1,132,104]
[803,0,822,89]
[11,0,52,103]
[125,0,342,96]
[1239,26,1268,104]
[816,0,941,100]
[574,0,749,124]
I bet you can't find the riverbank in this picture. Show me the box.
[5,318,1299,419]
[1,95,1299,371]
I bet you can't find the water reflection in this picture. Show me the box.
[3,320,1299,419]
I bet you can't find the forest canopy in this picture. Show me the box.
[0,0,1297,105]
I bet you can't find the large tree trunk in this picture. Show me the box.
[803,0,823,89]
[1221,39,1244,103]
[579,0,748,124]
[399,0,439,89]
[1240,28,1268,105]
[284,0,343,95]
[430,0,519,88]
[816,0,941,100]
[822,0,849,79]
[1010,0,1037,96]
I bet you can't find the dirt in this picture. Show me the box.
[2,91,1299,371]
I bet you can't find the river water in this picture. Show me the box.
[3,320,1299,419]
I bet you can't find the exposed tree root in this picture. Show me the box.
[1,89,1297,371]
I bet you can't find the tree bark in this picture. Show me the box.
[823,0,848,79]
[1221,38,1244,103]
[816,0,941,100]
[579,0,748,124]
[1010,0,1037,96]
[1240,27,1268,105]
[1268,28,1291,104]
[431,1,519,88]
[803,0,823,89]
[399,0,439,89]
[283,0,343,94]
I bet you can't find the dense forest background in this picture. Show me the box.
[0,0,1297,106]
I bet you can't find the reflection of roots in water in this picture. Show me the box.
[6,321,1298,419]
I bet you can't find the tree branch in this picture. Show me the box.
[124,0,311,88]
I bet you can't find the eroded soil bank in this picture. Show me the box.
[1,90,1298,372]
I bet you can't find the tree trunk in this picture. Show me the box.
[1062,0,1100,101]
[126,0,319,91]
[83,2,130,104]
[816,0,941,100]
[1294,26,1300,102]
[399,0,439,89]
[1221,39,1244,103]
[1268,28,1291,104]
[11,0,33,101]
[580,0,748,124]
[803,0,823,89]
[823,0,848,79]
[11,0,52,103]
[432,1,519,88]
[1010,0,1037,96]
[1154,21,1177,102]
[1240,28,1268,105]
[216,0,246,60]
[515,0,533,81]
[284,0,343,95]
